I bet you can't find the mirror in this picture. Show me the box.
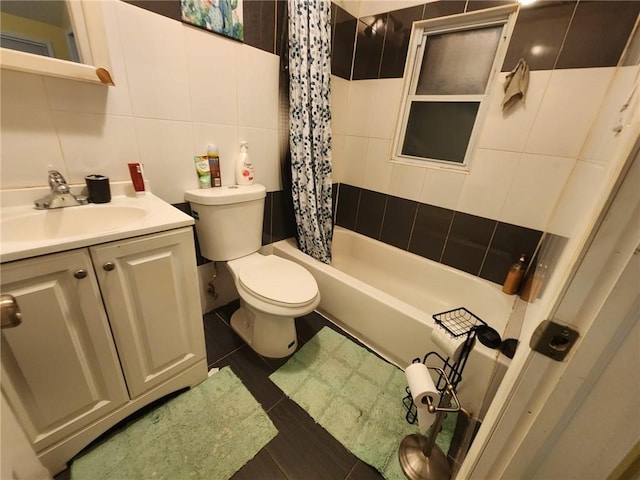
[0,0,114,85]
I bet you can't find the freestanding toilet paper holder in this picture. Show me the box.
[399,366,461,480]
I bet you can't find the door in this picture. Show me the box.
[0,249,129,453]
[90,228,206,398]
[459,140,640,478]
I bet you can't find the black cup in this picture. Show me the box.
[85,174,111,203]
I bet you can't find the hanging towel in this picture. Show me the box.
[502,58,530,111]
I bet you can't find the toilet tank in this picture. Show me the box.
[184,184,267,261]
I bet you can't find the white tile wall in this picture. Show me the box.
[134,118,195,204]
[388,162,426,201]
[362,138,392,192]
[477,70,551,153]
[419,167,466,210]
[52,111,140,184]
[457,149,520,219]
[332,65,623,234]
[117,2,192,121]
[185,26,238,126]
[524,68,614,159]
[500,153,576,231]
[0,0,629,245]
[340,136,369,186]
[0,1,284,200]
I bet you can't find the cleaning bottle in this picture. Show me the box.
[235,141,254,185]
[502,253,526,295]
[207,144,222,187]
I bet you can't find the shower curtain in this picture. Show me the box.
[288,0,333,264]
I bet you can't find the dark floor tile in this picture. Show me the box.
[266,398,359,480]
[355,189,387,239]
[502,1,576,72]
[214,299,241,324]
[230,448,288,480]
[347,460,386,480]
[441,212,496,276]
[213,346,285,411]
[296,311,336,343]
[352,15,386,80]
[380,5,423,78]
[203,312,245,366]
[380,196,418,250]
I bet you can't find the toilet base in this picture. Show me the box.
[230,303,298,358]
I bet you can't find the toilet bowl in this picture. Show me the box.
[184,184,320,358]
[226,253,320,357]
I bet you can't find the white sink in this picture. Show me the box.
[0,190,195,263]
[2,205,147,242]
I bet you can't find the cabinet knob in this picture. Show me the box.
[74,269,88,279]
[103,261,116,271]
[0,294,22,329]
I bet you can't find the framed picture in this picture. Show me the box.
[181,0,244,42]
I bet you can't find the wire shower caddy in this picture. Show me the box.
[402,307,486,425]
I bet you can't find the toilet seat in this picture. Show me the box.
[238,255,318,308]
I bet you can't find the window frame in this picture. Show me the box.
[391,5,518,171]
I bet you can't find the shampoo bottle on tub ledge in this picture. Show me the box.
[235,141,254,185]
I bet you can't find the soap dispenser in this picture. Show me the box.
[235,142,254,185]
[502,253,526,295]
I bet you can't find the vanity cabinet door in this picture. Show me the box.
[90,228,206,399]
[0,250,129,453]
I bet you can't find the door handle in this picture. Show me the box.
[1,294,22,329]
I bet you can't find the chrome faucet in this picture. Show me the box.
[34,170,88,209]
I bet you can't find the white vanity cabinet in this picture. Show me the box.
[0,226,207,474]
[90,228,206,398]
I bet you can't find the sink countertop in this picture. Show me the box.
[1,190,194,263]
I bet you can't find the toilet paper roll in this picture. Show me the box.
[405,363,438,434]
[431,326,473,363]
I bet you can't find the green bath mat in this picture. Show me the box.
[71,367,277,480]
[269,327,455,480]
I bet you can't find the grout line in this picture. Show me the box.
[439,210,456,263]
[478,221,499,277]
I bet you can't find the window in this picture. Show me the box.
[392,6,517,169]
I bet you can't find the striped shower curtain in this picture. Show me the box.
[288,0,333,264]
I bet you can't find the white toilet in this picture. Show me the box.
[185,184,320,358]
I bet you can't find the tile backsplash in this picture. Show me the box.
[334,0,640,80]
[335,183,544,285]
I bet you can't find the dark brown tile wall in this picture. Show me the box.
[334,0,640,80]
[331,5,357,79]
[242,0,276,53]
[352,15,387,80]
[379,5,423,78]
[502,1,576,72]
[355,189,387,239]
[555,1,640,69]
[334,184,543,286]
[124,0,284,55]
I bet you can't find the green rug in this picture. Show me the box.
[269,327,456,480]
[71,367,277,480]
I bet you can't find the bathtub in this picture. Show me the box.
[272,226,515,417]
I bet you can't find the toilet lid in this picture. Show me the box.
[238,256,318,305]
